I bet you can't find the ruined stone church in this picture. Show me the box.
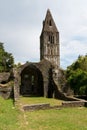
[0,9,85,106]
[14,9,66,100]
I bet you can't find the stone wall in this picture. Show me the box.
[22,100,87,111]
[62,101,87,107]
[0,86,12,99]
[0,72,10,83]
[23,103,50,111]
[0,72,13,99]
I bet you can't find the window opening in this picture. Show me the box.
[51,36,52,43]
[52,36,54,43]
[49,35,50,42]
[51,49,53,55]
[31,75,34,92]
[49,20,52,26]
[31,75,34,85]
[48,35,54,44]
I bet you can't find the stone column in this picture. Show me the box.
[13,68,20,101]
[43,80,49,98]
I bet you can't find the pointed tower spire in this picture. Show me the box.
[42,9,58,32]
[40,9,60,67]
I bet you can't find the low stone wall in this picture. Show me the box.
[62,101,87,107]
[23,103,50,111]
[22,100,87,111]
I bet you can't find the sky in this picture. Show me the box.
[0,0,87,69]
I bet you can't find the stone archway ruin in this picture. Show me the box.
[20,64,44,96]
[13,60,53,100]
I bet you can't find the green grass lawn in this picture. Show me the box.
[0,97,19,130]
[18,96,63,106]
[0,97,87,130]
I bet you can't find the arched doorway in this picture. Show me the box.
[20,65,43,96]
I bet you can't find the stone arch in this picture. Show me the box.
[20,64,44,96]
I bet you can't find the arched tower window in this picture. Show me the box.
[52,36,54,43]
[51,49,53,55]
[49,20,52,26]
[48,35,54,44]
[49,35,50,42]
[51,36,52,43]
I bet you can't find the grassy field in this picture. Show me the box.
[0,97,19,130]
[18,96,63,106]
[0,97,87,130]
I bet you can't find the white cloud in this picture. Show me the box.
[0,0,87,69]
[0,25,40,63]
[60,39,87,68]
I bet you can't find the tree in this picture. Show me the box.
[0,43,14,72]
[66,55,87,95]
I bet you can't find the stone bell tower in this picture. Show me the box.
[40,9,60,67]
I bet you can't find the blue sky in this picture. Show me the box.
[0,0,87,69]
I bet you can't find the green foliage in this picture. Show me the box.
[0,43,14,72]
[14,62,22,69]
[66,55,87,95]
